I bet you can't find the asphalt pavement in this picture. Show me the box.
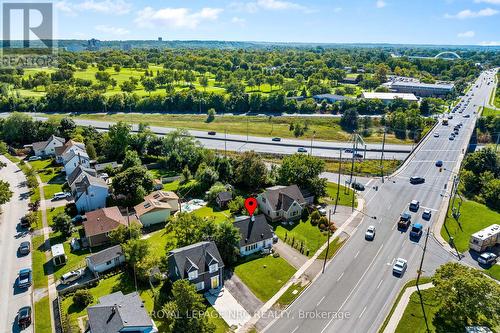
[263,69,497,333]
[0,155,33,333]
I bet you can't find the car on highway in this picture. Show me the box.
[60,268,84,284]
[463,114,470,118]
[435,160,443,167]
[449,135,455,140]
[447,114,453,119]
[354,153,363,159]
[398,212,411,230]
[365,226,376,240]
[344,148,353,153]
[454,129,459,135]
[409,176,425,184]
[477,252,497,266]
[18,241,31,255]
[17,306,32,329]
[433,132,439,138]
[207,131,216,135]
[422,209,432,220]
[392,258,408,276]
[272,137,281,142]
[409,223,423,240]
[27,156,41,161]
[52,192,71,201]
[297,147,308,153]
[409,200,420,212]
[351,181,365,191]
[18,268,32,289]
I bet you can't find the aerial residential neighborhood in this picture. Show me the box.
[0,1,499,333]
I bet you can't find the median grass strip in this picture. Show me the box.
[276,281,309,308]
[234,255,296,302]
[324,158,401,177]
[317,237,345,260]
[34,296,52,333]
[441,199,500,252]
[32,234,48,289]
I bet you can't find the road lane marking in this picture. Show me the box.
[354,250,360,258]
[391,223,396,230]
[358,306,367,319]
[291,326,299,333]
[377,279,383,289]
[337,272,344,282]
[320,243,385,333]
[317,296,325,307]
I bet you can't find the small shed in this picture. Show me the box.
[216,191,233,208]
[51,244,67,266]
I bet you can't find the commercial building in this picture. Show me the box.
[361,92,418,104]
[389,81,454,97]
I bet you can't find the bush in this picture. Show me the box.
[73,289,93,307]
[310,210,321,226]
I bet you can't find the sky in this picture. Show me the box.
[11,0,500,45]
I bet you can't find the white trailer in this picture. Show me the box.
[469,224,500,252]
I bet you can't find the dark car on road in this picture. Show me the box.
[207,131,216,135]
[409,223,423,240]
[18,241,31,255]
[409,200,420,212]
[477,252,497,266]
[272,137,281,142]
[18,269,32,289]
[435,160,443,167]
[17,306,32,329]
[409,176,425,184]
[351,182,365,191]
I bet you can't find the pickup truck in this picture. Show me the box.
[398,212,411,230]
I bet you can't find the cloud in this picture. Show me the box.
[229,0,309,13]
[55,0,131,16]
[479,41,500,46]
[135,7,223,29]
[457,30,475,38]
[445,7,498,19]
[376,0,387,8]
[333,7,342,13]
[95,25,129,35]
[231,16,247,26]
[474,0,500,4]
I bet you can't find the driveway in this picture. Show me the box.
[223,271,263,316]
[43,197,73,210]
[273,239,308,270]
[0,155,33,333]
[205,287,251,330]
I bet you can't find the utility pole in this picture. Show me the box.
[416,227,431,333]
[310,131,315,156]
[126,207,138,292]
[334,149,342,214]
[380,127,386,183]
[247,117,249,142]
[349,131,357,185]
[224,129,227,158]
[322,209,332,274]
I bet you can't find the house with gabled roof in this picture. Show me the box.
[257,185,307,222]
[68,165,109,213]
[63,149,90,176]
[144,190,179,212]
[233,214,274,256]
[134,198,172,227]
[168,241,224,292]
[86,245,125,274]
[86,291,158,333]
[31,135,65,157]
[83,207,138,247]
[55,139,86,164]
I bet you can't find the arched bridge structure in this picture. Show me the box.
[434,51,461,59]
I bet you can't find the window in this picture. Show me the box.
[262,197,266,203]
[188,270,198,280]
[209,263,218,273]
[106,260,112,265]
[195,281,204,291]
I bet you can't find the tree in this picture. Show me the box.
[199,75,209,91]
[206,108,216,123]
[481,178,500,212]
[85,142,97,160]
[419,98,431,115]
[340,108,359,132]
[120,80,136,93]
[1,112,37,145]
[121,149,142,171]
[112,165,154,206]
[123,238,149,267]
[205,183,227,204]
[0,180,12,206]
[166,212,217,248]
[52,212,72,238]
[233,151,267,190]
[213,221,240,266]
[432,262,500,331]
[104,121,131,161]
[73,289,93,307]
[108,223,142,245]
[278,154,326,199]
[113,64,121,73]
[142,78,157,95]
[195,163,219,191]
[58,117,76,139]
[462,147,498,177]
[228,195,245,215]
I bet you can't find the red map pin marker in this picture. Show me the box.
[244,197,257,217]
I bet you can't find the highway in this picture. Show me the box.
[264,69,497,333]
[0,155,33,333]
[24,116,412,161]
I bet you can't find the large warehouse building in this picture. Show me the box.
[361,92,418,104]
[389,81,454,97]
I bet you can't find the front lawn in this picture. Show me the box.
[484,264,500,281]
[35,296,52,333]
[234,255,296,302]
[163,179,180,191]
[206,305,230,333]
[395,288,439,333]
[32,235,48,288]
[28,158,53,171]
[272,218,328,256]
[441,200,500,252]
[47,206,66,227]
[49,229,91,280]
[193,206,231,224]
[43,183,65,199]
[321,182,356,207]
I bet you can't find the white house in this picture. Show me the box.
[68,166,109,213]
[63,149,91,177]
[55,140,86,164]
[31,135,65,157]
[233,214,274,256]
[257,185,307,222]
[86,245,125,274]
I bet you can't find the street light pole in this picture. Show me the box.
[349,131,357,185]
[416,227,431,333]
[322,209,332,274]
[380,127,386,183]
[334,149,342,215]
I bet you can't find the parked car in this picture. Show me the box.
[365,226,376,240]
[409,176,425,184]
[433,132,440,138]
[392,258,408,276]
[27,156,41,161]
[207,131,216,135]
[272,234,279,243]
[18,241,31,255]
[318,208,327,216]
[409,223,423,240]
[52,192,70,201]
[297,147,308,153]
[435,160,443,167]
[18,269,32,289]
[70,238,81,251]
[351,181,365,191]
[422,209,432,220]
[477,252,497,266]
[272,137,281,142]
[409,200,420,212]
[71,215,86,224]
[60,269,84,284]
[17,306,32,329]
[354,153,363,159]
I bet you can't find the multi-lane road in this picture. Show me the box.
[264,69,497,333]
[0,155,32,333]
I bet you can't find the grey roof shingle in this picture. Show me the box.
[264,184,306,211]
[233,214,273,247]
[169,241,223,278]
[86,245,123,266]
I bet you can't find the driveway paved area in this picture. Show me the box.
[205,287,251,329]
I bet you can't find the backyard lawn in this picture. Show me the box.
[321,182,356,207]
[234,255,296,302]
[46,206,66,227]
[272,218,328,256]
[143,228,176,258]
[193,206,231,224]
[441,200,500,252]
[163,179,181,191]
[49,229,91,280]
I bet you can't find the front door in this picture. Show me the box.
[211,275,219,289]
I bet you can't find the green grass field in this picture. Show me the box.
[193,206,231,224]
[35,296,52,333]
[276,282,309,308]
[441,200,500,252]
[321,182,356,207]
[43,183,65,198]
[32,235,48,289]
[49,229,90,280]
[395,288,439,333]
[481,106,499,117]
[234,255,296,302]
[324,158,401,177]
[272,218,328,256]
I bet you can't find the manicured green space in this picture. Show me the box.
[234,255,296,302]
[28,158,53,171]
[276,282,309,308]
[143,228,176,258]
[441,199,500,252]
[321,182,356,207]
[206,306,230,333]
[324,158,401,177]
[147,168,178,180]
[47,206,66,227]
[3,153,20,163]
[317,237,345,259]
[193,206,231,224]
[43,183,65,198]
[395,288,440,333]
[163,180,181,191]
[484,264,500,281]
[49,229,90,280]
[272,218,328,256]
[481,106,499,117]
[35,296,52,333]
[32,235,48,289]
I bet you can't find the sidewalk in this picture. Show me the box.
[382,282,433,333]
